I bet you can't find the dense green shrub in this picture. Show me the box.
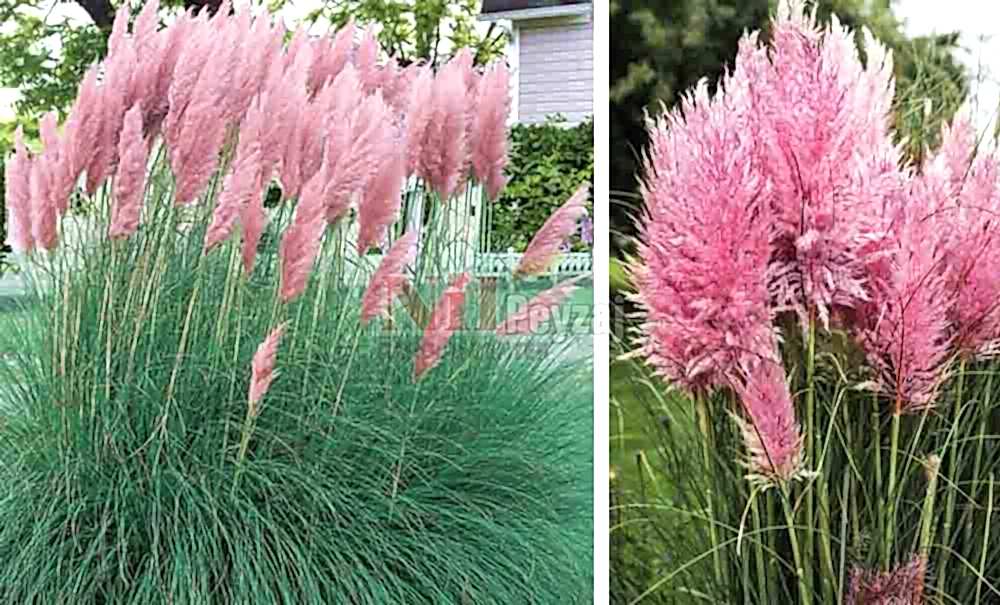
[0,213,594,603]
[490,116,593,252]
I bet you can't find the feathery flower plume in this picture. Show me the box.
[4,127,34,254]
[732,357,804,484]
[470,62,511,200]
[359,230,419,324]
[63,65,101,183]
[357,149,406,254]
[418,57,468,200]
[757,1,902,327]
[205,147,262,252]
[846,554,926,605]
[109,105,149,240]
[857,188,953,413]
[324,93,390,223]
[495,275,587,335]
[29,158,58,251]
[413,273,471,380]
[403,65,435,175]
[308,20,353,93]
[355,28,381,94]
[278,166,329,303]
[632,51,774,391]
[240,180,268,275]
[514,184,589,277]
[248,322,288,412]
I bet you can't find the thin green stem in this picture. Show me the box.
[883,407,902,569]
[781,486,810,605]
[936,359,967,595]
[695,395,725,588]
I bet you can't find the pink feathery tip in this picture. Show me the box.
[632,73,773,392]
[355,28,380,93]
[325,94,391,223]
[205,145,262,252]
[359,230,419,324]
[418,59,468,200]
[495,275,586,335]
[248,322,288,411]
[846,554,926,605]
[4,127,35,254]
[756,0,901,326]
[403,66,435,176]
[65,65,102,181]
[413,273,471,380]
[357,150,406,254]
[29,159,58,251]
[857,208,953,414]
[278,167,329,303]
[733,359,803,483]
[240,176,268,275]
[109,105,149,240]
[470,62,511,200]
[514,184,589,277]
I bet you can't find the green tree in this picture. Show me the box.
[610,0,968,256]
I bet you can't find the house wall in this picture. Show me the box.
[515,14,593,125]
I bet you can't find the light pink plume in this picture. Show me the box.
[248,322,288,411]
[205,145,262,252]
[514,184,589,277]
[732,357,804,483]
[355,28,381,93]
[240,180,268,275]
[324,93,390,223]
[29,158,58,251]
[413,273,471,380]
[63,65,102,184]
[470,62,511,200]
[403,65,435,176]
[109,105,149,240]
[278,166,329,303]
[4,127,35,253]
[418,58,469,200]
[357,149,406,254]
[359,230,419,324]
[496,275,587,335]
[38,111,74,216]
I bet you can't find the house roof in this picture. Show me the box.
[478,0,591,22]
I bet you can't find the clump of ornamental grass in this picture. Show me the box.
[616,1,1000,603]
[0,1,592,602]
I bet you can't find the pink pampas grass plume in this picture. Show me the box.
[29,158,58,251]
[403,65,435,176]
[413,273,471,380]
[278,166,329,303]
[632,65,773,392]
[63,65,101,184]
[514,184,589,277]
[240,181,268,275]
[496,275,587,335]
[359,230,419,324]
[324,93,391,223]
[418,58,468,200]
[357,149,406,254]
[470,62,511,200]
[857,194,953,414]
[732,357,804,484]
[4,127,34,254]
[248,322,288,412]
[846,554,926,605]
[205,146,262,252]
[109,105,149,240]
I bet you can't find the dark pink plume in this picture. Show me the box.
[248,322,288,410]
[324,93,390,223]
[515,184,589,277]
[109,105,149,240]
[470,63,511,200]
[359,230,419,324]
[4,127,35,253]
[413,273,471,380]
[357,148,406,254]
[495,275,587,335]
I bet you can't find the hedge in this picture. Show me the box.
[490,116,594,252]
